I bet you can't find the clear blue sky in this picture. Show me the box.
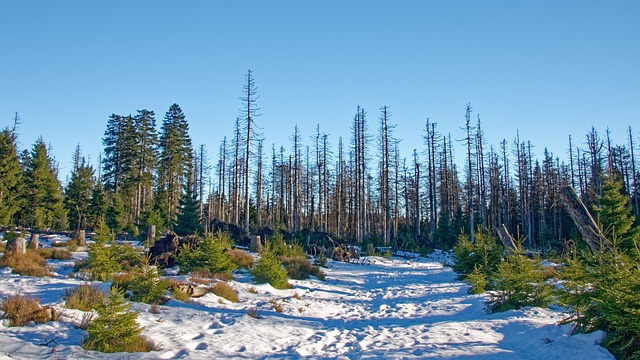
[1,1,638,180]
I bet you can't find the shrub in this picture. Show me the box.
[0,251,51,277]
[112,271,136,291]
[37,248,73,260]
[465,265,488,294]
[176,232,236,275]
[485,253,552,313]
[269,232,306,258]
[282,256,326,280]
[83,286,151,353]
[88,239,122,282]
[227,248,254,269]
[129,260,170,305]
[64,285,107,311]
[252,246,290,289]
[172,288,191,302]
[212,282,238,303]
[0,294,50,326]
[453,230,503,280]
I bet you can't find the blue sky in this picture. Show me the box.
[1,1,638,179]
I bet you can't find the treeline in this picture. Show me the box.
[1,70,639,251]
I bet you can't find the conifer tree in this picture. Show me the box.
[596,174,639,253]
[65,145,95,231]
[83,286,145,353]
[22,138,66,230]
[156,104,194,227]
[0,129,23,226]
[174,175,202,236]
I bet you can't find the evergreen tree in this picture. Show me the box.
[65,145,96,231]
[106,192,125,233]
[156,104,193,227]
[88,182,109,229]
[83,286,145,353]
[130,109,158,221]
[0,129,23,226]
[174,175,202,236]
[22,138,66,230]
[102,114,134,194]
[596,174,639,253]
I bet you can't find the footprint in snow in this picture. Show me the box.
[195,343,208,350]
[192,333,205,340]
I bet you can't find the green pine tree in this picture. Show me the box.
[156,104,193,226]
[596,174,639,254]
[65,145,96,231]
[88,219,122,281]
[0,129,23,226]
[174,175,202,236]
[22,138,66,230]
[83,286,146,353]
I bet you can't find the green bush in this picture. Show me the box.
[64,285,107,311]
[252,243,290,289]
[88,239,122,282]
[176,232,235,275]
[453,229,503,280]
[485,253,552,313]
[465,264,488,294]
[269,232,306,258]
[83,286,150,353]
[282,256,325,280]
[128,259,169,304]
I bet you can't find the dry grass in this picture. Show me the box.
[292,292,302,300]
[269,299,283,313]
[190,268,213,279]
[227,249,254,269]
[246,306,261,319]
[0,251,51,277]
[189,276,213,285]
[248,287,259,294]
[64,285,106,311]
[172,288,191,302]
[76,312,95,330]
[212,282,239,303]
[37,248,72,260]
[0,294,50,326]
[83,334,157,353]
[213,272,235,281]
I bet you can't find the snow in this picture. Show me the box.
[0,249,613,359]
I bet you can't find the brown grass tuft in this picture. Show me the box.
[64,285,106,311]
[37,248,73,260]
[0,251,51,277]
[212,282,239,303]
[269,299,283,313]
[1,294,49,326]
[227,249,254,269]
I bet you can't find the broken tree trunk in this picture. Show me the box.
[27,233,39,249]
[496,224,517,252]
[560,186,609,252]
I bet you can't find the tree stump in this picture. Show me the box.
[7,235,26,254]
[27,233,39,250]
[74,229,87,246]
[250,235,262,253]
[147,225,156,243]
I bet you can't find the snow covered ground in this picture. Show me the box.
[0,245,613,359]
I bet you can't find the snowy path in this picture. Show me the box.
[0,255,613,359]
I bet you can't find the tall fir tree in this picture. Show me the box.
[596,174,639,254]
[65,145,96,231]
[22,138,66,230]
[156,104,193,227]
[0,129,23,226]
[174,174,202,236]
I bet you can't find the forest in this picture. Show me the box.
[2,71,640,358]
[1,70,638,253]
